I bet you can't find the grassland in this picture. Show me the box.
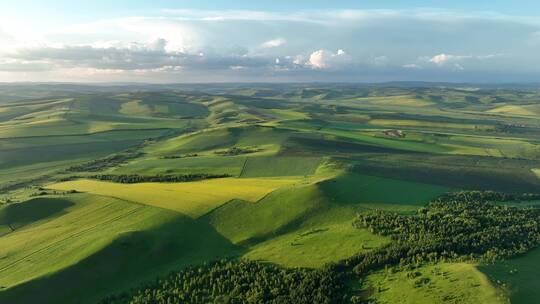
[243,214,388,268]
[363,263,507,304]
[479,248,540,304]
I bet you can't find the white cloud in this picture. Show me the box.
[261,38,286,48]
[308,49,350,69]
[427,53,501,68]
[293,55,305,65]
[402,63,421,69]
[429,53,465,65]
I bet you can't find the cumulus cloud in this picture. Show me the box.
[261,38,286,48]
[429,54,469,65]
[308,49,350,69]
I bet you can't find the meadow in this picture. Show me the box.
[1,84,540,303]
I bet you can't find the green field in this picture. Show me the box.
[318,172,452,206]
[240,156,322,177]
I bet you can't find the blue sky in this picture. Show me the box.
[1,1,539,82]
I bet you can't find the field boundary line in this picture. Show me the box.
[239,157,249,177]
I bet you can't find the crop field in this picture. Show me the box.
[111,155,247,176]
[48,177,301,217]
[318,172,451,206]
[1,84,540,303]
[240,156,322,177]
[487,105,540,116]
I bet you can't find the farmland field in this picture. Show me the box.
[1,84,540,304]
[48,177,300,218]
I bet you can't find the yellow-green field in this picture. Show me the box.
[488,105,539,116]
[360,95,434,107]
[363,263,507,304]
[369,118,492,131]
[119,100,152,116]
[48,178,300,217]
[533,169,540,179]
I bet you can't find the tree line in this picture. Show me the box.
[100,260,352,304]
[87,173,231,184]
[67,151,143,172]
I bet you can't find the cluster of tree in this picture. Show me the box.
[161,153,199,159]
[214,146,261,156]
[88,173,231,184]
[67,152,144,172]
[100,260,353,304]
[436,190,540,203]
[338,191,540,275]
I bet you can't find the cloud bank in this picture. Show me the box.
[0,9,539,82]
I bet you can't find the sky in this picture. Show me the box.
[1,1,540,83]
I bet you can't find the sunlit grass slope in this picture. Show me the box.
[48,177,300,217]
[363,262,506,304]
[0,194,241,304]
[0,194,174,289]
[532,169,540,180]
[207,170,448,268]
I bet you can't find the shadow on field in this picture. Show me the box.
[0,214,244,304]
[0,198,74,232]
